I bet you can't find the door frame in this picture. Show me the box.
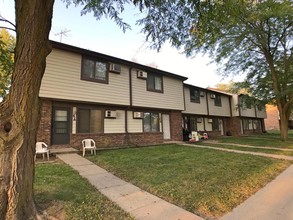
[51,106,71,145]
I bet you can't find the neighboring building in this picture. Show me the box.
[265,104,293,130]
[37,41,267,149]
[265,105,279,130]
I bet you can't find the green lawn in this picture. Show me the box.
[216,130,293,149]
[34,161,133,220]
[87,144,291,219]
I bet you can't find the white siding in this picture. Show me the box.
[132,69,184,110]
[127,111,143,133]
[207,92,231,117]
[40,49,130,105]
[183,87,208,115]
[104,110,125,133]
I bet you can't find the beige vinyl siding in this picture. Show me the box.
[231,94,240,116]
[256,109,267,118]
[205,118,213,131]
[240,107,256,117]
[197,119,205,131]
[127,111,143,133]
[39,49,130,105]
[208,93,231,117]
[131,70,184,110]
[182,87,208,114]
[104,110,125,133]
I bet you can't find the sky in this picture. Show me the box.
[0,0,244,88]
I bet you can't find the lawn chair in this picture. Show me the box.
[35,142,50,161]
[82,139,96,157]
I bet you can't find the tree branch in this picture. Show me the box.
[0,26,16,32]
[0,17,16,28]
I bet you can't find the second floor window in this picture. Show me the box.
[147,73,163,93]
[190,88,200,103]
[81,57,108,84]
[214,94,222,106]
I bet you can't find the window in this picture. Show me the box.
[214,94,222,106]
[147,73,163,92]
[81,57,108,83]
[243,119,253,130]
[190,88,200,103]
[143,112,160,132]
[212,118,220,131]
[77,108,102,133]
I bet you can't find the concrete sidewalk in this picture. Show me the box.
[57,153,204,220]
[221,164,293,220]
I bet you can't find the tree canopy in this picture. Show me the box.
[138,0,293,140]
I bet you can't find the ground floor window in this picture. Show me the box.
[212,118,220,131]
[77,108,102,133]
[243,118,253,130]
[144,112,160,132]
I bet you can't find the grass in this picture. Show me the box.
[87,144,291,219]
[34,160,133,220]
[216,130,293,149]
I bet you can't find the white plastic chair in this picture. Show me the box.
[35,142,50,161]
[82,139,96,157]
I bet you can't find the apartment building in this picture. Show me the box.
[37,41,266,149]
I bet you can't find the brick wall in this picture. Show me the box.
[70,132,164,150]
[37,100,52,144]
[170,110,183,141]
[225,117,242,136]
[265,105,279,130]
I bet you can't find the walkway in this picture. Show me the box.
[57,153,204,220]
[182,143,293,161]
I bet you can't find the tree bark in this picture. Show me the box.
[0,0,54,219]
[278,106,290,141]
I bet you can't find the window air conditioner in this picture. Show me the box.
[109,63,121,73]
[105,110,117,118]
[137,70,147,79]
[208,118,213,123]
[200,91,205,97]
[210,94,216,99]
[197,118,203,123]
[133,112,143,119]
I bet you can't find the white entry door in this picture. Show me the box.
[162,114,171,140]
[219,119,224,135]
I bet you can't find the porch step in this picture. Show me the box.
[50,147,79,155]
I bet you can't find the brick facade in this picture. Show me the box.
[170,110,183,141]
[226,117,242,136]
[37,100,52,145]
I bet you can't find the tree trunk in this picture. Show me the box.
[279,107,289,141]
[0,1,54,219]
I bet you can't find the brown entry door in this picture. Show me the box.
[52,107,70,145]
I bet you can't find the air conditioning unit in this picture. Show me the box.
[200,91,205,97]
[137,70,147,79]
[133,111,143,119]
[109,63,121,73]
[197,118,203,123]
[208,118,213,123]
[210,94,216,99]
[105,110,117,118]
